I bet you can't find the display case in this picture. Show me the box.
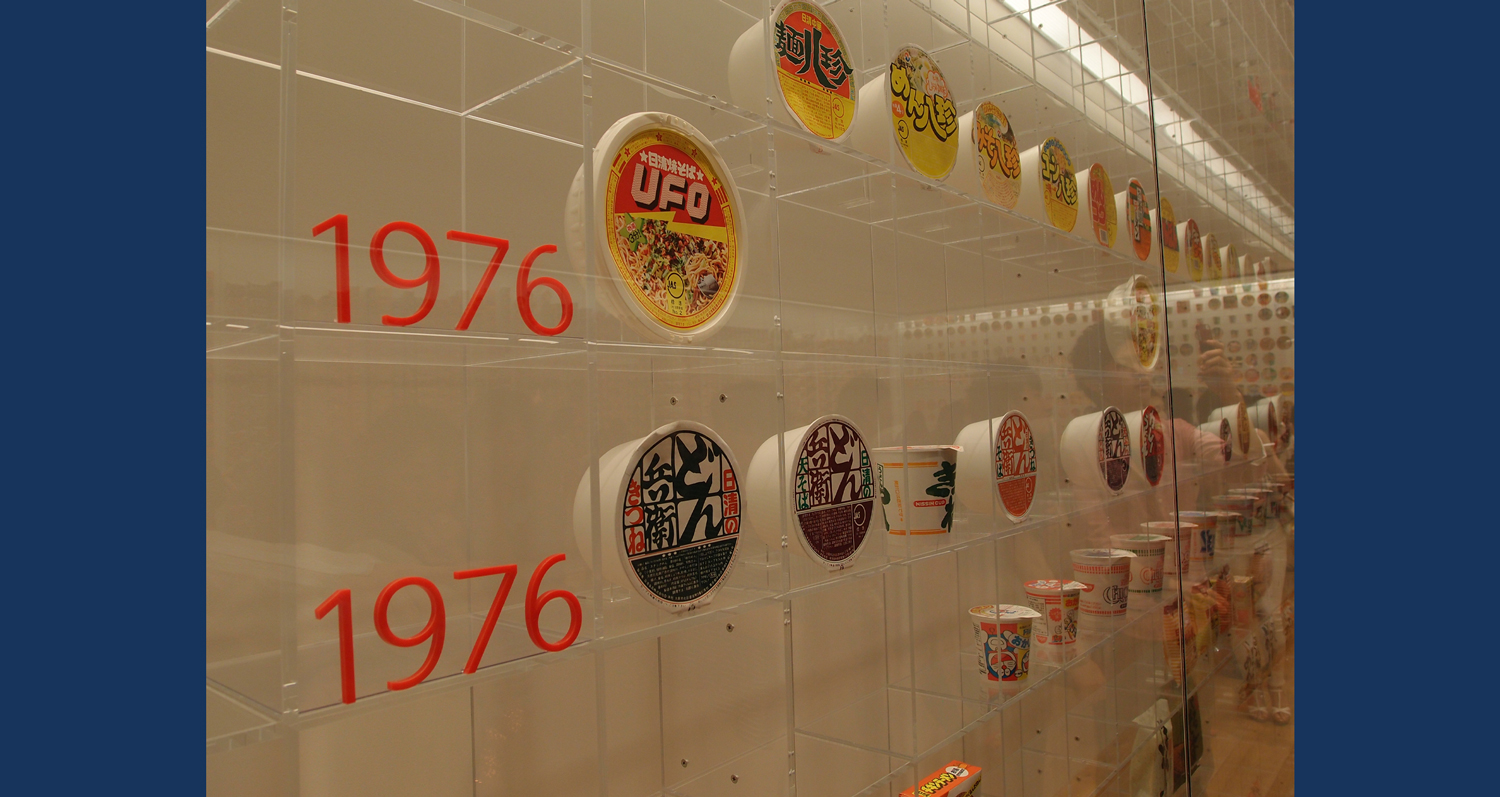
[206,0,1294,794]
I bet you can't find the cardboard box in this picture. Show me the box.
[901,761,981,797]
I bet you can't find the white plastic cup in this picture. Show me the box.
[1060,407,1131,495]
[1070,548,1134,616]
[1123,406,1167,489]
[1228,488,1272,527]
[949,102,1022,207]
[1117,178,1154,262]
[1023,580,1084,646]
[847,44,959,180]
[1015,137,1079,231]
[1075,162,1117,248]
[727,1,858,141]
[1214,494,1260,532]
[872,445,961,535]
[1208,401,1254,459]
[745,414,877,570]
[1145,520,1199,576]
[953,411,1038,521]
[969,604,1040,682]
[1110,534,1169,593]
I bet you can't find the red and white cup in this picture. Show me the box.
[1023,580,1084,646]
[1211,495,1258,534]
[1069,549,1134,616]
[1110,534,1169,593]
[969,604,1041,682]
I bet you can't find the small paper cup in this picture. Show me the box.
[872,446,962,535]
[1230,487,1274,526]
[1070,548,1135,616]
[1023,580,1084,646]
[969,604,1041,682]
[1216,493,1263,530]
[1110,534,1169,593]
[1145,520,1198,575]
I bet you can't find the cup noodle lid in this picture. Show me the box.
[1203,233,1222,280]
[616,421,744,612]
[769,1,858,141]
[1111,533,1169,551]
[1170,511,1217,528]
[1184,219,1203,280]
[1096,407,1131,493]
[1158,197,1178,273]
[1024,579,1087,596]
[787,414,877,569]
[1038,136,1079,231]
[1105,276,1162,372]
[580,112,746,344]
[994,410,1038,522]
[1126,178,1153,260]
[1071,547,1135,563]
[969,603,1042,622]
[972,101,1021,208]
[887,45,959,180]
[1084,163,1117,247]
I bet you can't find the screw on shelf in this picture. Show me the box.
[731,774,740,784]
[726,623,735,632]
[670,396,678,405]
[720,394,728,403]
[681,759,689,768]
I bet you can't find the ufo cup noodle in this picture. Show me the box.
[1023,579,1085,646]
[1156,198,1179,273]
[953,410,1037,522]
[1208,401,1253,459]
[1060,407,1131,495]
[1075,163,1117,248]
[1123,406,1167,490]
[564,113,746,344]
[572,421,744,613]
[873,445,961,535]
[1203,233,1223,281]
[1015,137,1079,231]
[1069,548,1134,616]
[727,1,857,141]
[847,44,958,180]
[745,414,877,570]
[950,102,1022,207]
[1110,534,1169,593]
[1178,218,1203,281]
[1103,275,1162,372]
[1117,178,1154,261]
[969,604,1040,682]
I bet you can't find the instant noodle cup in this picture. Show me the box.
[1117,178,1153,261]
[1070,548,1134,616]
[1221,243,1240,280]
[1228,488,1272,527]
[1123,406,1167,489]
[565,112,746,343]
[1016,137,1079,231]
[1207,402,1253,459]
[1253,481,1286,519]
[1210,496,1256,535]
[1156,197,1178,273]
[969,604,1039,682]
[1103,275,1162,372]
[1110,534,1169,593]
[1178,218,1203,281]
[1024,579,1084,646]
[873,445,961,535]
[728,1,857,141]
[1060,407,1131,495]
[1203,232,1222,280]
[1249,397,1281,452]
[1197,417,1232,465]
[745,414,877,570]
[950,102,1022,207]
[953,411,1038,522]
[1076,163,1117,248]
[848,44,959,179]
[572,421,744,612]
[1147,519,1197,575]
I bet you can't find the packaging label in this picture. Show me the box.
[1204,234,1223,280]
[972,102,1020,208]
[888,46,959,179]
[1024,590,1079,645]
[1128,179,1152,261]
[1159,198,1178,272]
[1236,403,1251,455]
[1217,418,1231,461]
[1130,277,1160,370]
[1087,163,1116,247]
[1223,244,1239,279]
[1140,405,1165,487]
[1097,407,1130,492]
[994,411,1037,521]
[794,418,875,566]
[1039,137,1079,231]
[877,456,956,535]
[607,128,739,332]
[773,2,855,140]
[977,619,1032,681]
[1185,220,1203,281]
[622,429,741,607]
[902,762,981,797]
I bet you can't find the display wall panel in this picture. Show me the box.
[206,0,1293,792]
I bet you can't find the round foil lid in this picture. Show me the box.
[1139,405,1166,487]
[1129,276,1161,370]
[1039,137,1079,231]
[1127,179,1152,261]
[1217,417,1231,461]
[1204,233,1222,280]
[791,415,876,568]
[1184,219,1203,281]
[771,1,857,141]
[601,113,745,341]
[1159,198,1179,273]
[887,45,959,179]
[1098,407,1131,493]
[618,422,743,611]
[995,410,1038,521]
[973,101,1021,208]
[1086,163,1116,247]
